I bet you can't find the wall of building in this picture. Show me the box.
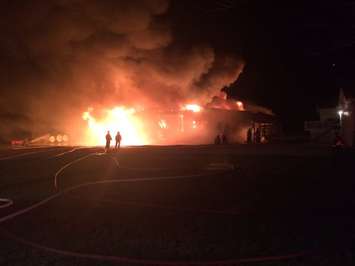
[341,102,354,147]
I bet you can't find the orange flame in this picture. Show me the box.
[82,106,150,146]
[158,119,168,129]
[236,101,245,111]
[182,104,203,112]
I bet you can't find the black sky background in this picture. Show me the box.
[170,0,355,132]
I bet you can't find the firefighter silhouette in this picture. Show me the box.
[115,131,122,149]
[105,131,112,152]
[247,127,253,144]
[222,134,228,144]
[214,134,221,145]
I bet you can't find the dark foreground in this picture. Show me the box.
[0,144,354,265]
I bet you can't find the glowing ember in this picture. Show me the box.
[182,104,203,113]
[236,101,245,111]
[82,106,149,146]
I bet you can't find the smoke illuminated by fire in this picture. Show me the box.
[0,1,250,144]
[82,107,150,146]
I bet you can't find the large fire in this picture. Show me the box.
[80,99,248,146]
[182,104,203,113]
[82,107,150,146]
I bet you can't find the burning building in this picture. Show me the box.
[0,0,278,146]
[81,98,278,146]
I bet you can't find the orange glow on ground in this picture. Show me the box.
[82,107,150,146]
[182,104,203,113]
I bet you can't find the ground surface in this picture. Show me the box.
[0,144,354,265]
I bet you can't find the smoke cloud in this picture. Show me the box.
[0,0,244,142]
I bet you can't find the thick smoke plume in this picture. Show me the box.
[0,0,244,142]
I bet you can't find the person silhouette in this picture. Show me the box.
[247,127,253,144]
[105,131,112,152]
[214,134,221,145]
[222,134,228,144]
[115,131,122,149]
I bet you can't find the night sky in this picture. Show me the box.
[170,0,355,131]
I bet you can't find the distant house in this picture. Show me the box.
[304,107,339,144]
[338,88,355,147]
[304,88,355,146]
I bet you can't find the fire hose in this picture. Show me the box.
[51,147,87,158]
[0,147,75,210]
[0,151,308,265]
[0,198,13,209]
[0,228,307,266]
[0,149,54,161]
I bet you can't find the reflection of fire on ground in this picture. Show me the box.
[81,98,277,146]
